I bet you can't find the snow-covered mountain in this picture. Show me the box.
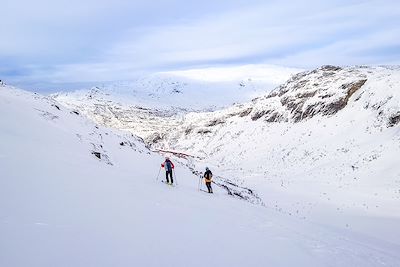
[53,64,301,111]
[1,64,400,266]
[155,65,400,233]
[53,65,400,248]
[51,65,301,144]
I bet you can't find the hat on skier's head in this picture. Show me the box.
[205,167,209,171]
[165,156,170,160]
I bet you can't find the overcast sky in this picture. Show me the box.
[1,0,400,90]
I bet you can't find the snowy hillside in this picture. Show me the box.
[154,65,400,242]
[52,65,400,255]
[1,66,400,267]
[51,65,300,150]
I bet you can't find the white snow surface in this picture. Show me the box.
[53,64,301,111]
[1,65,400,267]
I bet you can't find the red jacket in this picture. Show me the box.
[161,160,174,170]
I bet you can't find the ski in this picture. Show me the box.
[161,180,175,187]
[200,189,213,194]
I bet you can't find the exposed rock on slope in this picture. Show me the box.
[249,65,369,122]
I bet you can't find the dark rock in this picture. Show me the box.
[388,112,400,127]
[52,104,60,110]
[320,65,342,72]
[197,129,212,134]
[92,151,101,159]
[319,80,366,116]
[280,96,289,106]
[185,127,193,135]
[342,79,367,101]
[239,108,253,117]
[320,94,334,99]
[302,104,320,119]
[296,91,317,99]
[265,112,283,123]
[251,110,267,121]
[207,118,225,127]
[278,84,291,97]
[296,79,367,121]
[371,96,393,110]
[290,71,308,83]
[238,108,253,117]
[266,90,279,98]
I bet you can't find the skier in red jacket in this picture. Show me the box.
[161,157,175,184]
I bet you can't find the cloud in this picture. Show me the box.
[1,0,399,89]
[106,0,400,68]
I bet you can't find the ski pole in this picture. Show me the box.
[173,169,178,186]
[156,166,161,182]
[198,175,202,191]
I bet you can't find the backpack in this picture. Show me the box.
[165,160,172,171]
[204,170,213,181]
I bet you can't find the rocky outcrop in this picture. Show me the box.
[388,112,400,127]
[249,66,368,123]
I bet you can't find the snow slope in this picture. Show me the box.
[154,65,400,243]
[1,78,400,266]
[50,65,400,263]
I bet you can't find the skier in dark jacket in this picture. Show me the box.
[161,157,175,184]
[204,167,213,193]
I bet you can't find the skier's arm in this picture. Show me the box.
[171,162,175,169]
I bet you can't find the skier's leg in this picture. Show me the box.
[206,182,211,193]
[170,171,174,184]
[165,171,170,183]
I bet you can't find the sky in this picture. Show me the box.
[1,0,400,91]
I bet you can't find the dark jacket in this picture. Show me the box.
[204,170,213,182]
